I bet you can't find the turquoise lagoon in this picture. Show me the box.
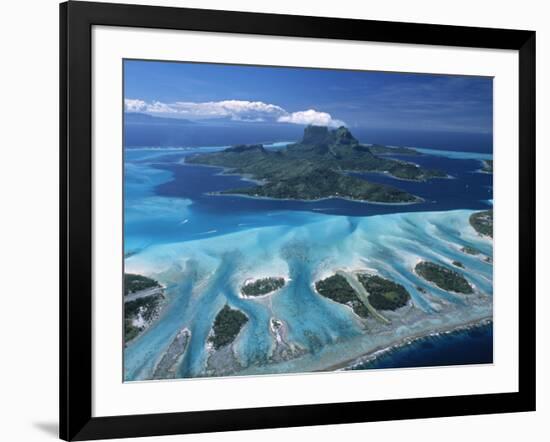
[124,145,493,381]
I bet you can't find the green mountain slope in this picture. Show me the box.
[186,125,445,203]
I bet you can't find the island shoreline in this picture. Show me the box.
[206,190,424,206]
[170,160,425,205]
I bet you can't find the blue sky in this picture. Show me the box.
[124,60,493,134]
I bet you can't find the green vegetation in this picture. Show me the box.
[125,296,161,320]
[357,274,411,310]
[315,273,411,315]
[415,261,473,294]
[481,160,493,173]
[209,305,248,350]
[124,273,160,296]
[367,144,420,156]
[124,273,164,341]
[315,274,369,318]
[452,260,465,268]
[242,277,285,297]
[469,210,493,238]
[228,168,419,203]
[124,295,162,342]
[461,245,480,255]
[187,126,445,203]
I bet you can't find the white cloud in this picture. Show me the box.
[125,99,285,121]
[277,109,345,128]
[124,98,147,112]
[125,98,346,127]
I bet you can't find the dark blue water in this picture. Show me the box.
[351,323,493,370]
[352,128,492,153]
[349,154,493,212]
[125,121,304,149]
[125,122,492,153]
[153,152,492,218]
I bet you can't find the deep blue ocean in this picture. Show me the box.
[125,120,493,153]
[123,126,493,380]
[351,322,493,370]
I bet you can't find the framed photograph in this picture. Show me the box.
[60,1,536,440]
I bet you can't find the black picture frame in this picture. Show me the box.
[60,1,536,440]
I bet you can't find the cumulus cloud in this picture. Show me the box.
[125,98,345,127]
[277,109,345,128]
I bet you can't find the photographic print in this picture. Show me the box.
[123,60,493,381]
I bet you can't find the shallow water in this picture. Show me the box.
[123,145,493,381]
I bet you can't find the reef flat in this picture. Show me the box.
[124,209,493,380]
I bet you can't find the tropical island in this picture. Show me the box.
[186,126,446,203]
[470,210,493,238]
[415,261,473,294]
[123,61,495,382]
[357,274,411,310]
[315,272,411,319]
[124,273,165,342]
[367,144,420,156]
[124,273,161,295]
[208,305,248,350]
[315,274,370,318]
[461,245,481,255]
[241,277,286,297]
